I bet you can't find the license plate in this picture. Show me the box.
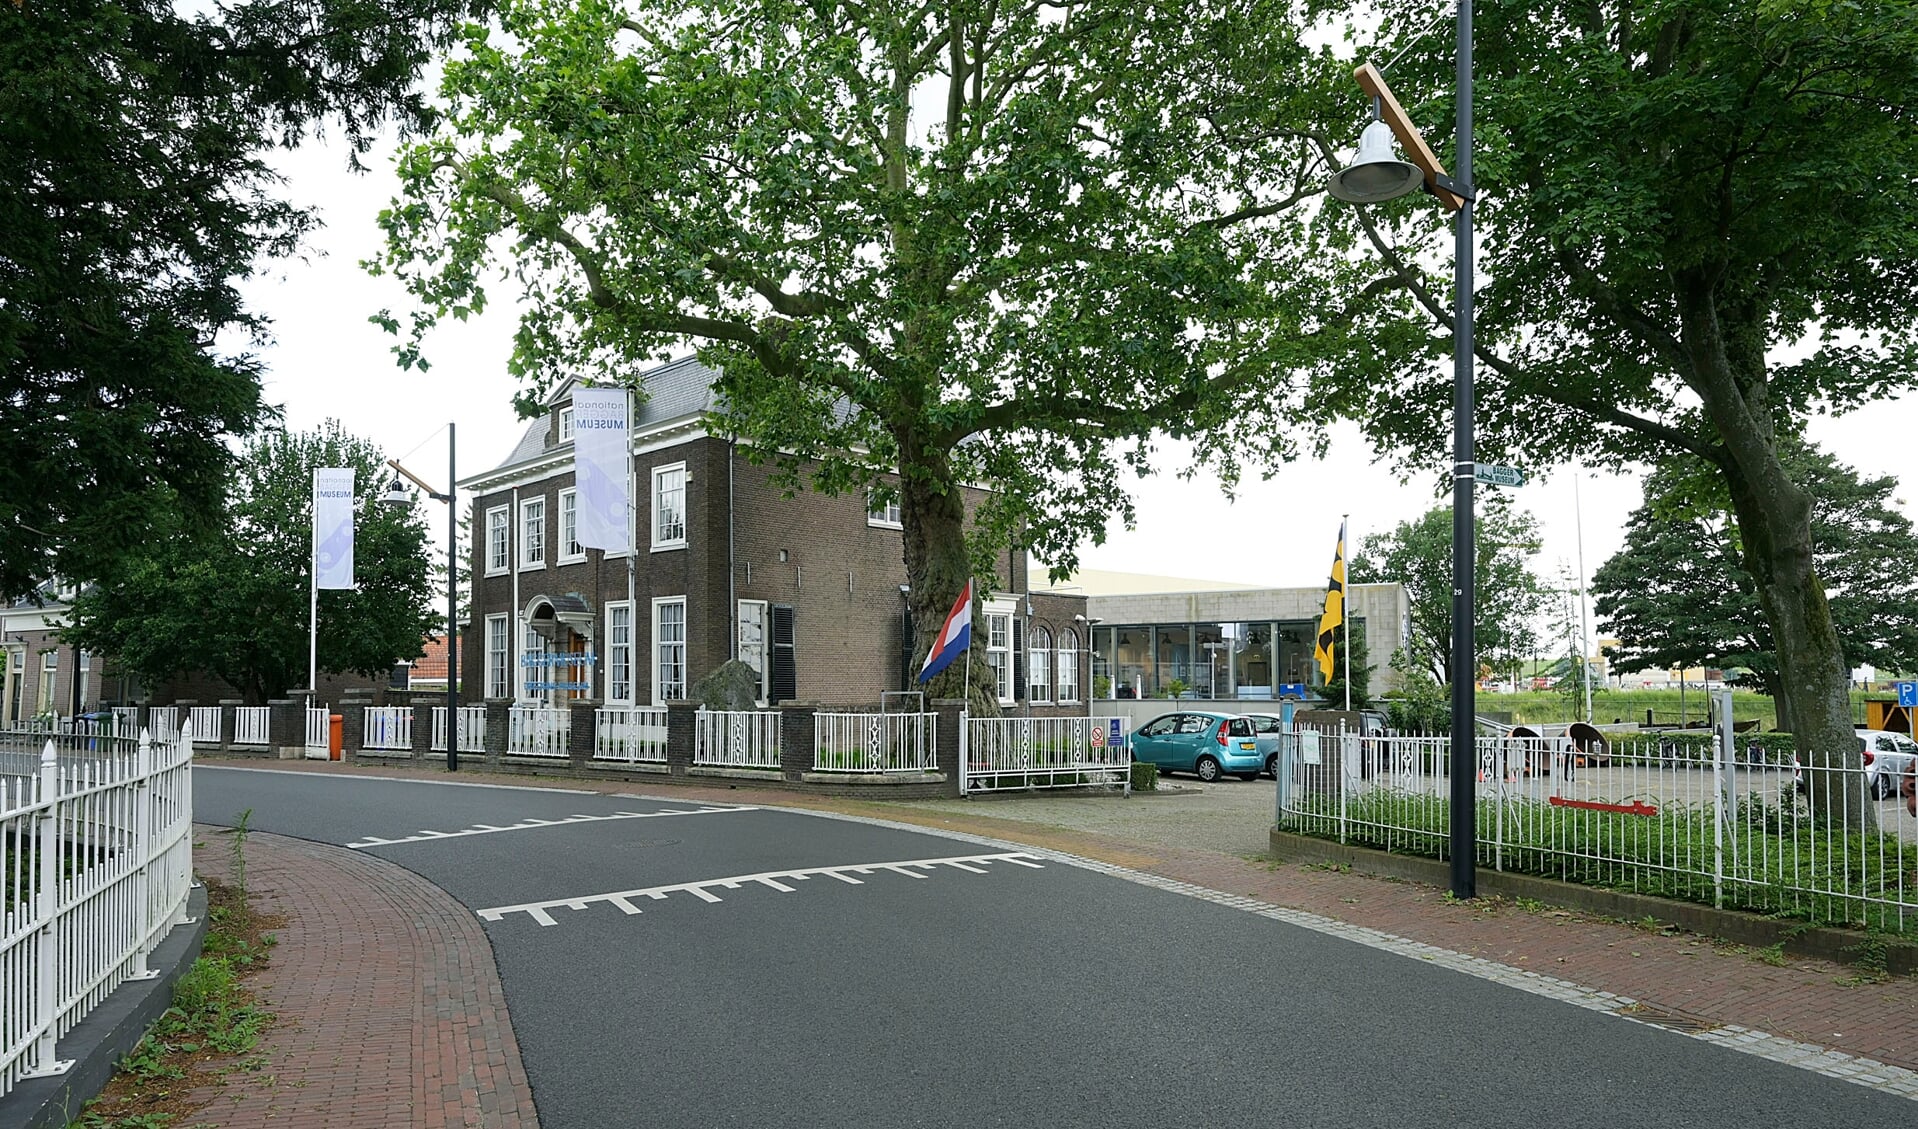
[1240,742,1257,750]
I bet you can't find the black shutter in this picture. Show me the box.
[1012,617,1025,701]
[770,604,797,703]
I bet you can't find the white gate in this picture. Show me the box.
[962,715,1129,794]
[694,709,781,769]
[304,707,330,759]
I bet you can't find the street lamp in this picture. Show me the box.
[384,424,461,771]
[1326,10,1478,898]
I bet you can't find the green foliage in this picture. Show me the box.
[1313,0,1918,798]
[372,0,1357,700]
[1384,648,1449,733]
[0,0,487,596]
[1349,495,1548,685]
[64,423,439,703]
[1596,441,1918,720]
[1315,617,1373,711]
[1129,761,1159,792]
[1160,678,1192,701]
[1284,788,1918,935]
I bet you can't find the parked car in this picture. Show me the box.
[1792,729,1918,799]
[1128,712,1264,782]
[1241,713,1288,778]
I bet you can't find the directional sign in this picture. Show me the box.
[1899,680,1918,708]
[1473,463,1526,488]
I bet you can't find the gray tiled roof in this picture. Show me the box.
[488,357,722,475]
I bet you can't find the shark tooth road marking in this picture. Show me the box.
[475,851,1046,927]
[346,804,758,849]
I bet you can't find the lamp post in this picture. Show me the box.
[1326,5,1477,898]
[383,424,460,771]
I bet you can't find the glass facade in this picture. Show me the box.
[1092,618,1362,699]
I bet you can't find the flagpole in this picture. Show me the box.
[1342,513,1351,713]
[309,472,319,700]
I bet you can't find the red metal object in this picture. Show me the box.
[1548,795,1659,817]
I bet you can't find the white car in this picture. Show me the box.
[1858,729,1918,800]
[1791,730,1918,800]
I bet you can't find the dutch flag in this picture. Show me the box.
[916,580,973,683]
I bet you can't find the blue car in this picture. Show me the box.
[1128,711,1264,782]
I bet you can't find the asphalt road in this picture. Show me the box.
[194,766,1915,1129]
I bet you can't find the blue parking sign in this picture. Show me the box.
[1899,681,1918,708]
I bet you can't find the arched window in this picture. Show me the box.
[1056,629,1079,703]
[1029,625,1052,703]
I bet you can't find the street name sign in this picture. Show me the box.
[1473,463,1525,488]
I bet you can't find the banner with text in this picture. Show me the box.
[572,388,632,551]
[313,467,356,590]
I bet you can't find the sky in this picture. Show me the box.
[242,132,1918,642]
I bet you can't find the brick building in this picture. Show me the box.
[460,357,1090,713]
[1,587,112,724]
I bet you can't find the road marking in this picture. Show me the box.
[777,807,1918,1104]
[347,804,758,849]
[476,851,1044,927]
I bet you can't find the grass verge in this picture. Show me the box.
[68,862,281,1127]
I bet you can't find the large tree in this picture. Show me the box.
[1312,0,1918,822]
[0,0,483,596]
[65,423,440,704]
[1348,495,1549,686]
[1595,443,1918,729]
[373,0,1356,706]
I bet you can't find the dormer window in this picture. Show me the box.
[558,406,575,443]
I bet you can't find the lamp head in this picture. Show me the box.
[1328,119,1422,204]
[379,476,415,506]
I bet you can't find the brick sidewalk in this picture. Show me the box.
[190,825,539,1129]
[196,757,1918,1115]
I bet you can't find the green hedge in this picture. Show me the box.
[1130,761,1158,792]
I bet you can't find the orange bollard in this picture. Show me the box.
[329,714,344,761]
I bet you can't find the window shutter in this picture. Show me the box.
[770,604,797,703]
[1012,618,1025,700]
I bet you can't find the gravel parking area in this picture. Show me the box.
[900,775,1279,857]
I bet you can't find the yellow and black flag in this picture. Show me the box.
[1314,520,1347,683]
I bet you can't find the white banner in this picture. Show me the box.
[313,467,356,590]
[571,388,632,551]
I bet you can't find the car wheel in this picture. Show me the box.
[1195,755,1222,783]
[1870,774,1891,801]
[1264,754,1278,779]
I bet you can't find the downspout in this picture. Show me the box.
[511,485,520,704]
[728,435,737,662]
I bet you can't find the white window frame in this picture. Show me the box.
[737,599,770,705]
[866,491,903,529]
[76,650,91,711]
[485,505,510,576]
[485,615,510,699]
[558,406,574,444]
[652,463,687,551]
[38,651,56,714]
[653,596,687,703]
[606,602,633,704]
[1029,626,1052,703]
[519,496,547,570]
[984,599,1015,705]
[557,488,584,562]
[1056,629,1079,703]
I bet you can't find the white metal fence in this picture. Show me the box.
[962,715,1129,794]
[431,706,487,754]
[188,707,222,745]
[507,706,570,758]
[0,729,195,1098]
[145,707,179,744]
[814,712,936,774]
[110,708,138,735]
[694,710,781,770]
[304,707,329,758]
[595,707,667,764]
[233,707,270,746]
[1275,729,1917,934]
[362,706,413,752]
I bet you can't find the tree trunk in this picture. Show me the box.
[1677,279,1868,829]
[896,431,1000,716]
